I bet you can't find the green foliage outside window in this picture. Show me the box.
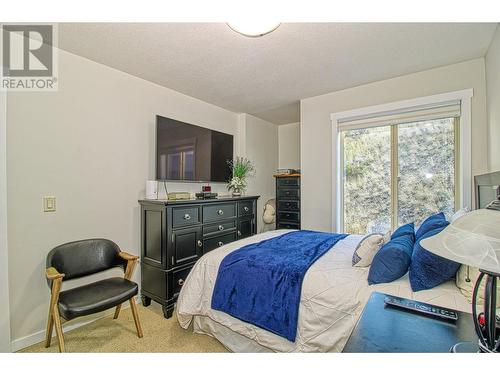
[343,118,456,235]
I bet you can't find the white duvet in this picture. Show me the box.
[177,230,471,352]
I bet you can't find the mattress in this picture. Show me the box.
[176,229,471,352]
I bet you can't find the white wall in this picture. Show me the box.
[486,26,500,171]
[0,89,11,352]
[239,114,279,233]
[278,122,300,170]
[6,48,245,346]
[301,58,488,232]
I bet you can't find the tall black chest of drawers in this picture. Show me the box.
[139,195,259,318]
[275,175,301,230]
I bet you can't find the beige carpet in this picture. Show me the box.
[20,303,228,353]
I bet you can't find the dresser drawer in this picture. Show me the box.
[203,232,237,253]
[171,226,202,267]
[278,211,300,223]
[171,266,192,298]
[172,206,200,228]
[238,201,254,216]
[203,203,236,222]
[237,217,255,239]
[277,177,300,187]
[277,222,300,230]
[278,200,300,211]
[203,220,237,237]
[277,188,300,200]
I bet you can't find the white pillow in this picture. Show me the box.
[456,265,500,308]
[450,207,470,223]
[352,233,386,267]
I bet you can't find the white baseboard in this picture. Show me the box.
[11,296,141,352]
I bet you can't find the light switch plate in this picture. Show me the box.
[43,196,56,212]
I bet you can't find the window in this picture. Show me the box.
[342,125,392,234]
[340,115,459,235]
[397,118,457,227]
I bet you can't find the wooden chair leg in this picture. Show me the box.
[45,308,54,348]
[113,304,122,319]
[129,298,143,338]
[52,305,65,353]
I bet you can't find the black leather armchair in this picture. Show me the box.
[45,239,143,352]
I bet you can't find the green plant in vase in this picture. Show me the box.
[227,156,255,196]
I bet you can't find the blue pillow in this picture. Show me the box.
[368,232,415,285]
[409,225,461,292]
[391,223,415,240]
[415,212,448,240]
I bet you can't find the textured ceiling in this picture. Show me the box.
[58,23,497,124]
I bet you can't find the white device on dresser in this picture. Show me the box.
[145,180,158,199]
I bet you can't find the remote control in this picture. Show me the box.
[384,296,458,321]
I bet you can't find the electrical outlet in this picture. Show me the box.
[43,196,56,212]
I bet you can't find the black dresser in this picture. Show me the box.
[138,195,259,318]
[275,174,301,230]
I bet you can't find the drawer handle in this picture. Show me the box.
[244,206,249,212]
[285,191,290,195]
[217,209,224,216]
[218,241,224,247]
[237,230,242,236]
[184,213,191,220]
[178,279,184,286]
[197,240,202,247]
[218,225,224,231]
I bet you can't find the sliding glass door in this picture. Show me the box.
[341,117,459,235]
[342,126,392,234]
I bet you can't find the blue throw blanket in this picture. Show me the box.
[211,230,348,341]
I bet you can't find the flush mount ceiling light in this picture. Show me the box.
[227,21,281,37]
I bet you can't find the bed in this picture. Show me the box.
[176,229,471,352]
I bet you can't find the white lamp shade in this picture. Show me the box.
[420,209,500,274]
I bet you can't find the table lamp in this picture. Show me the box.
[421,206,500,353]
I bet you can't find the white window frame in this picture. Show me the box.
[330,89,473,233]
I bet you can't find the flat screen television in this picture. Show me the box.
[156,115,234,182]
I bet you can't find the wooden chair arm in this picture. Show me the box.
[46,267,65,280]
[119,252,139,280]
[118,251,139,261]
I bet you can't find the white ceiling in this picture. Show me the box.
[58,23,497,124]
